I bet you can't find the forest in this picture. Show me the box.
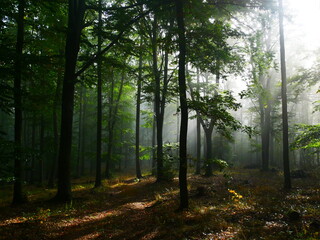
[1,0,320,239]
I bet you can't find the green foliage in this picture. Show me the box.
[140,109,154,128]
[188,90,242,139]
[212,159,229,172]
[162,142,179,180]
[291,124,320,150]
[139,145,152,161]
[187,18,244,76]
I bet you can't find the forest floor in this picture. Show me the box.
[0,169,320,240]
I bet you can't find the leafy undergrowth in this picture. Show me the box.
[1,170,320,240]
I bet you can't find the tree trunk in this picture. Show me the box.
[261,98,271,171]
[80,86,86,176]
[135,37,143,179]
[48,51,63,188]
[195,69,201,175]
[30,116,36,184]
[12,0,26,205]
[151,15,165,182]
[95,0,103,187]
[176,0,188,210]
[151,110,156,175]
[76,86,83,178]
[39,115,44,185]
[106,72,124,179]
[278,0,291,189]
[54,0,85,202]
[204,128,214,177]
[106,71,114,179]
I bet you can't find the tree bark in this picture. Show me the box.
[80,86,86,176]
[12,0,26,205]
[39,115,45,185]
[77,86,83,178]
[204,127,214,176]
[176,0,188,210]
[151,15,164,181]
[278,0,291,189]
[54,0,85,202]
[106,72,124,179]
[195,69,201,175]
[135,37,143,179]
[95,0,103,187]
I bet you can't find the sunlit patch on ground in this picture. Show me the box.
[263,220,288,229]
[55,209,123,227]
[202,227,239,240]
[74,232,101,240]
[123,201,148,210]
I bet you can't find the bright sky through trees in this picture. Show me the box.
[288,0,320,50]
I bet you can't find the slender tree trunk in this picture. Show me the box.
[30,116,36,184]
[176,0,188,210]
[151,15,165,182]
[80,86,86,176]
[54,0,85,202]
[48,52,63,188]
[135,37,143,179]
[106,72,124,179]
[95,0,103,187]
[12,0,26,205]
[151,111,156,175]
[106,71,114,179]
[204,128,214,177]
[39,115,44,185]
[195,69,201,175]
[77,86,83,178]
[262,100,271,171]
[278,0,291,189]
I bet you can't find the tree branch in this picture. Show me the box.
[75,8,152,78]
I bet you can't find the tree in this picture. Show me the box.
[54,0,86,202]
[105,69,125,179]
[135,36,143,179]
[12,0,27,205]
[278,0,291,189]
[244,24,276,171]
[195,69,201,175]
[95,0,103,188]
[176,0,188,210]
[188,89,243,175]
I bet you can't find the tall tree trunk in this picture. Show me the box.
[106,72,124,179]
[151,15,164,182]
[106,71,114,179]
[12,0,26,205]
[48,52,63,188]
[204,128,214,177]
[30,116,36,184]
[54,0,85,202]
[39,115,44,185]
[151,110,156,175]
[261,96,271,171]
[135,37,143,179]
[76,86,83,178]
[80,86,86,176]
[278,0,291,189]
[176,0,188,210]
[95,0,103,187]
[195,69,201,175]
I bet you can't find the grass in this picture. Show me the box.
[0,169,320,239]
